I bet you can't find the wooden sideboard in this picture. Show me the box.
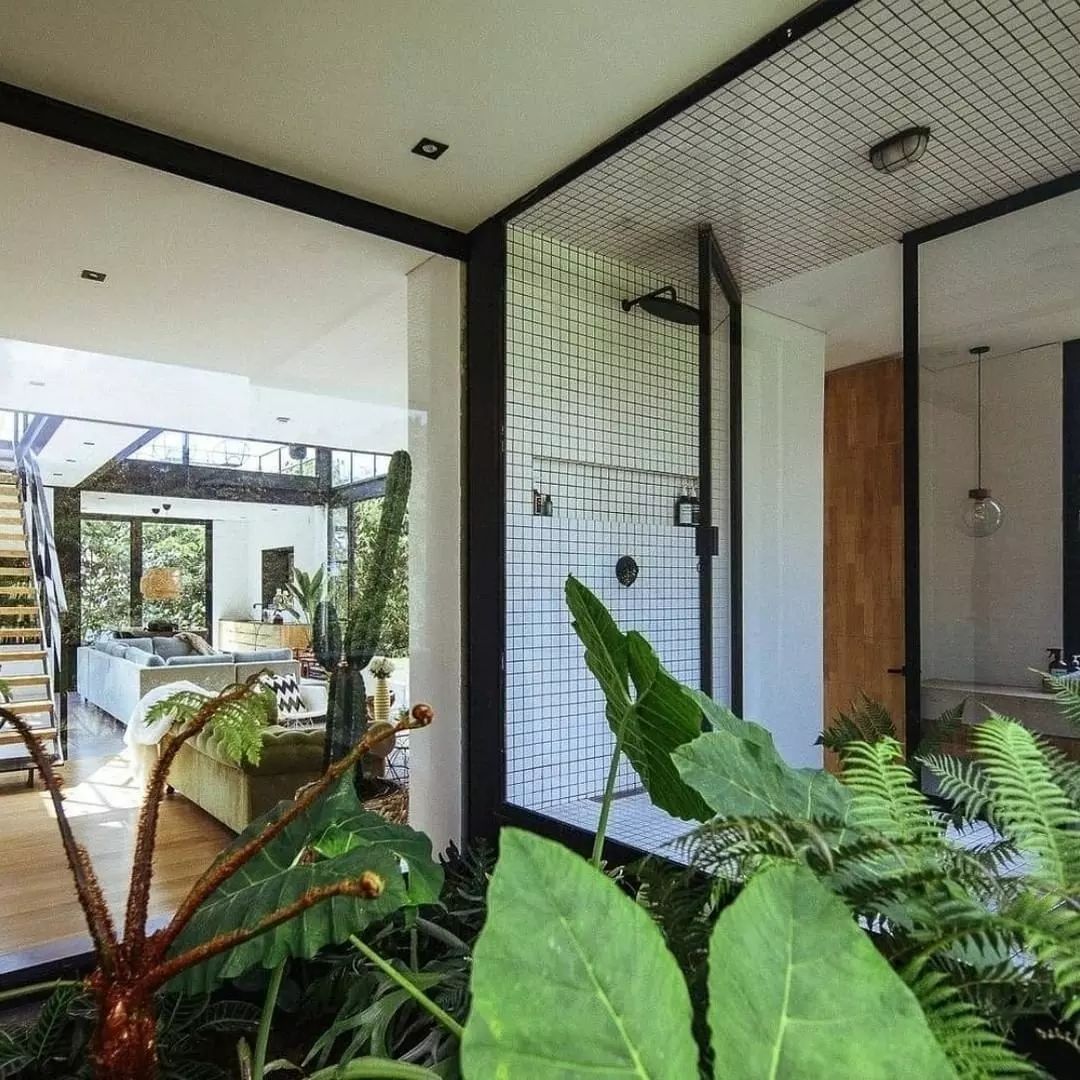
[218,620,311,653]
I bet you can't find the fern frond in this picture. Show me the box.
[144,685,275,766]
[903,962,1041,1078]
[922,753,999,826]
[918,699,968,755]
[970,717,1080,893]
[1045,672,1080,733]
[841,738,939,845]
[818,694,898,750]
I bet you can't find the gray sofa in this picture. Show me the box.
[76,637,300,725]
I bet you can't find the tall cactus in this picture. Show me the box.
[316,450,411,774]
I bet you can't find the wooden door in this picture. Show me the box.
[824,357,906,754]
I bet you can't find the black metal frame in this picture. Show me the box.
[698,227,743,709]
[1062,340,1080,662]
[0,80,467,260]
[902,170,1080,759]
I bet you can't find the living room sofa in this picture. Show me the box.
[76,637,299,725]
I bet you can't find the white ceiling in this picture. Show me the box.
[0,1,809,230]
[747,187,1080,370]
[35,418,146,488]
[0,124,422,407]
[81,490,314,524]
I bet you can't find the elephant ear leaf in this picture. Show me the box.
[708,863,957,1079]
[674,729,850,823]
[566,576,710,821]
[462,828,698,1079]
[169,774,441,995]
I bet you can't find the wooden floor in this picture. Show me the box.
[0,697,232,978]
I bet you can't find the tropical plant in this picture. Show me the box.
[555,576,1078,1077]
[314,450,411,774]
[285,564,326,626]
[0,682,435,1080]
[818,692,966,755]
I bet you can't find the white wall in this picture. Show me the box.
[741,306,826,768]
[405,255,464,852]
[921,343,1063,687]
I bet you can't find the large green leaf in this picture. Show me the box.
[708,864,956,1079]
[170,774,442,994]
[566,576,710,820]
[461,828,698,1079]
[674,730,851,823]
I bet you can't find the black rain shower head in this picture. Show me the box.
[621,286,699,326]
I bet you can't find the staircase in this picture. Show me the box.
[0,468,60,783]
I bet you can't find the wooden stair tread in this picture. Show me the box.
[0,568,30,578]
[0,649,47,662]
[0,586,34,596]
[0,727,57,747]
[0,606,39,616]
[1,674,49,686]
[2,699,53,712]
[0,629,40,638]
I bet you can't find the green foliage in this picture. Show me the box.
[708,863,956,1079]
[351,500,408,658]
[286,565,326,627]
[80,518,208,635]
[348,453,411,662]
[463,831,958,1079]
[565,576,710,820]
[144,684,277,767]
[169,772,442,996]
[461,828,699,1078]
[1045,672,1080,732]
[322,452,412,768]
[818,694,965,755]
[312,600,342,671]
[0,678,10,703]
[0,985,84,1078]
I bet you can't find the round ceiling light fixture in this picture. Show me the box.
[868,126,930,173]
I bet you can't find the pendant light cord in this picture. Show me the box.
[976,349,983,489]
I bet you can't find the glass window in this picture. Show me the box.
[327,505,350,618]
[351,452,376,481]
[80,519,132,637]
[142,521,208,631]
[332,450,352,486]
[0,410,14,443]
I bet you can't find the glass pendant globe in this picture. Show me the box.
[962,493,1003,537]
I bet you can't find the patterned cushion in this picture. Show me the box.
[259,672,305,717]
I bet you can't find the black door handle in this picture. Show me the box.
[887,666,906,676]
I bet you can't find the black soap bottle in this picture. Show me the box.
[674,482,698,527]
[1048,648,1068,678]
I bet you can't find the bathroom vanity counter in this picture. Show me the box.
[922,678,1069,739]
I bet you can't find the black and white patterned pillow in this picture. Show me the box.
[259,672,305,717]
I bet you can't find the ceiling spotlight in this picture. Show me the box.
[29,380,45,387]
[52,472,62,478]
[411,137,449,160]
[276,416,291,424]
[84,441,96,446]
[80,269,107,283]
[162,503,172,511]
[869,126,930,173]
[65,458,76,463]
[151,507,161,515]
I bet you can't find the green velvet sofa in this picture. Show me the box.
[167,722,325,832]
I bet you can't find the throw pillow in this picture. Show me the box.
[259,672,305,717]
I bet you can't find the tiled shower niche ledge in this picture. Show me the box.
[528,453,699,527]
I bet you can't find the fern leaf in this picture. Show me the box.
[145,685,275,766]
[918,700,967,754]
[922,753,999,827]
[971,717,1080,893]
[841,739,938,845]
[1046,673,1080,733]
[903,963,1041,1078]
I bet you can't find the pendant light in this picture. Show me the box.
[961,345,1003,537]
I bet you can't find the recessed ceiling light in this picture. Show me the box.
[80,269,107,283]
[276,416,291,423]
[29,380,45,387]
[411,137,449,160]
[52,472,62,477]
[83,441,96,446]
[65,458,76,463]
[868,126,930,173]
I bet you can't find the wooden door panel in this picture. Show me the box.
[824,358,905,756]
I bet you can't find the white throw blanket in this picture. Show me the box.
[124,680,212,786]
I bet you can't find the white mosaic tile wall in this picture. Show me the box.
[505,227,709,811]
